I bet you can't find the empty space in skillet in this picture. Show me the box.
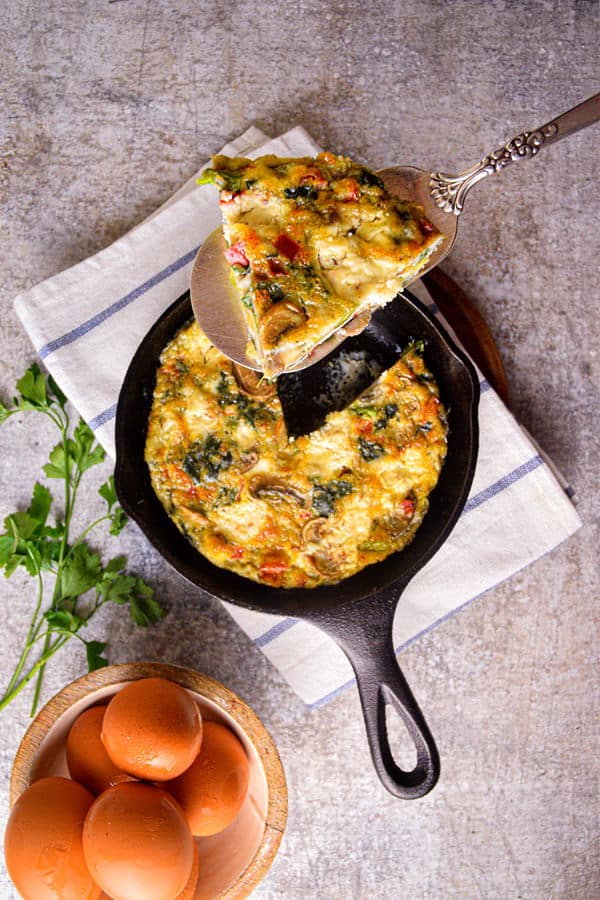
[114,289,479,618]
[279,295,445,438]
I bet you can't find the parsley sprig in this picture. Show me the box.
[0,365,164,715]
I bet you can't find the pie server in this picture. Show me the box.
[191,91,599,372]
[114,288,479,799]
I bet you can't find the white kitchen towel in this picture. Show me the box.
[14,126,582,707]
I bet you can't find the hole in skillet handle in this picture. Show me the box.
[385,696,418,771]
[277,290,435,438]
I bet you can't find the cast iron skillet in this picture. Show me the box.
[115,289,479,799]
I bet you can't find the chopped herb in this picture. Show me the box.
[197,169,243,193]
[183,434,232,482]
[232,264,250,276]
[220,172,243,192]
[173,358,189,376]
[352,405,379,421]
[375,403,398,430]
[216,372,276,428]
[358,169,384,189]
[402,339,425,357]
[358,436,385,461]
[284,184,318,201]
[312,479,353,518]
[214,486,238,507]
[353,402,397,430]
[267,283,284,302]
[240,292,253,309]
[257,281,285,303]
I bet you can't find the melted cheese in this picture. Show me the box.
[145,322,448,589]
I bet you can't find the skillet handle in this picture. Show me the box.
[314,586,439,799]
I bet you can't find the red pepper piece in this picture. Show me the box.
[268,257,286,275]
[274,233,301,261]
[401,498,415,518]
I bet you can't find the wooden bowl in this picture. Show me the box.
[9,662,287,899]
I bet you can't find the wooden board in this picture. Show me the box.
[423,269,510,407]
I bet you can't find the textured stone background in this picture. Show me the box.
[1,1,598,897]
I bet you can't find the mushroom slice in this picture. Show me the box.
[309,549,341,578]
[259,300,307,347]
[231,363,276,398]
[356,383,384,405]
[247,473,306,506]
[238,448,259,473]
[301,517,329,546]
[382,495,416,538]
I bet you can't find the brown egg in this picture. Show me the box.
[166,721,249,837]
[67,704,133,795]
[4,776,101,900]
[176,841,200,900]
[101,677,203,781]
[83,782,194,900]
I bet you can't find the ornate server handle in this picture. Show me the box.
[430,91,600,215]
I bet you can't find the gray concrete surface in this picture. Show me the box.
[1,2,598,897]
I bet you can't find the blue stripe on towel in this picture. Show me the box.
[255,453,544,651]
[462,455,543,514]
[308,524,576,709]
[89,403,118,431]
[254,618,299,647]
[39,245,200,360]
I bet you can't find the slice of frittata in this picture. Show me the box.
[199,152,442,377]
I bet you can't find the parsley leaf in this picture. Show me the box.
[99,476,128,535]
[129,581,165,627]
[73,419,105,472]
[59,544,102,599]
[99,477,118,509]
[29,482,52,526]
[47,375,67,408]
[44,609,83,632]
[43,442,72,480]
[86,640,108,672]
[16,364,48,408]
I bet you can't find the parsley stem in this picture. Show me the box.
[0,635,70,713]
[65,514,112,561]
[31,418,73,715]
[3,554,44,698]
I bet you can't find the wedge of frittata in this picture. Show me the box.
[199,152,442,377]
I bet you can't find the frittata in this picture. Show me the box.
[145,321,448,589]
[199,153,443,377]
